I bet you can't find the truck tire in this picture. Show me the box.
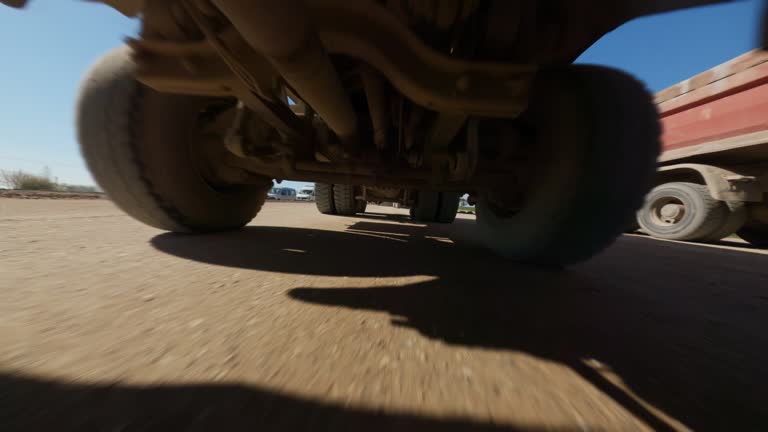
[637,183,727,241]
[703,202,747,241]
[410,191,460,223]
[475,65,660,265]
[333,184,358,216]
[315,183,335,214]
[436,193,461,223]
[77,46,270,232]
[738,224,768,247]
[356,200,368,214]
[410,191,438,222]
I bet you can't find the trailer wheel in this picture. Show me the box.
[738,224,768,247]
[637,183,727,241]
[315,183,336,214]
[704,202,748,241]
[77,46,271,233]
[410,191,460,223]
[475,65,660,265]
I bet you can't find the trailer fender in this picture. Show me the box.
[657,163,764,203]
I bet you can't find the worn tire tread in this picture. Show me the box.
[315,183,336,214]
[78,46,268,232]
[333,184,357,216]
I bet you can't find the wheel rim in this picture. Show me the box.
[650,197,687,227]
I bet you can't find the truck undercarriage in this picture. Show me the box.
[3,0,738,263]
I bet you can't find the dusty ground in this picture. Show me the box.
[0,189,105,199]
[0,198,767,431]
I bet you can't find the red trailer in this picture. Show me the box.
[637,50,768,246]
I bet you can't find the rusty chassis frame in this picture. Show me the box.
[127,0,736,189]
[125,0,543,188]
[221,151,510,191]
[134,0,537,117]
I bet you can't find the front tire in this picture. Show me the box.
[77,46,270,232]
[475,65,660,265]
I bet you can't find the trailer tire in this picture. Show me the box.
[77,46,270,233]
[704,202,748,241]
[738,224,768,247]
[315,183,336,214]
[637,182,727,241]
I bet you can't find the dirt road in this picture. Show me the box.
[1,199,766,431]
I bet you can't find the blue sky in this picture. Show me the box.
[0,0,763,188]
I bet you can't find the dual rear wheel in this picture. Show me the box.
[316,184,460,224]
[410,191,461,224]
[315,183,366,216]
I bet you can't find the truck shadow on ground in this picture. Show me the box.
[713,239,767,250]
[0,372,558,432]
[626,232,767,251]
[148,220,768,431]
[353,211,415,223]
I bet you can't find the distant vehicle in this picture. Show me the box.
[635,51,768,247]
[458,197,475,214]
[296,185,315,201]
[267,187,297,201]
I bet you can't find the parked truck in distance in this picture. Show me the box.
[637,50,768,247]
